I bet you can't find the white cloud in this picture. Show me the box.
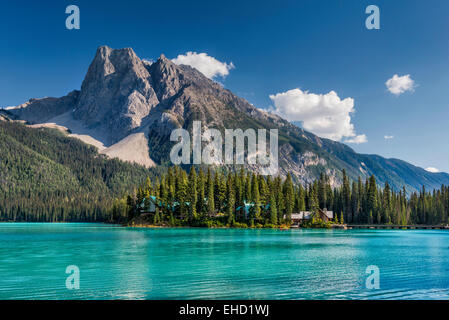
[384,135,394,140]
[345,134,368,144]
[425,167,440,173]
[386,74,415,95]
[269,88,367,143]
[172,52,235,80]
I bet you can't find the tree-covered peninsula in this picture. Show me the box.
[117,166,449,228]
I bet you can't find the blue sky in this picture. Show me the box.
[1,0,448,172]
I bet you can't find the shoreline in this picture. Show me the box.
[124,222,449,231]
[1,221,448,230]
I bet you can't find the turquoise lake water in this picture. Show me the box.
[0,223,449,300]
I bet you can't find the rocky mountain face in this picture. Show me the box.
[3,45,449,193]
[73,46,159,143]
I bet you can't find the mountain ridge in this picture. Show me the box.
[2,45,448,193]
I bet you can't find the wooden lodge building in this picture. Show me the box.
[287,209,334,225]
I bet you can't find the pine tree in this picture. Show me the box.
[188,167,198,221]
[145,177,152,195]
[153,206,160,224]
[226,174,235,225]
[207,170,215,216]
[197,168,206,217]
[160,177,169,217]
[269,192,278,225]
[383,182,391,224]
[176,168,188,219]
[284,173,294,222]
[218,172,227,212]
[245,173,252,202]
[367,175,377,222]
[126,195,136,221]
[309,184,319,213]
[334,213,340,224]
[276,177,284,217]
[297,184,306,211]
[342,169,351,223]
[351,181,359,223]
[251,174,261,220]
[259,176,269,205]
[318,172,327,209]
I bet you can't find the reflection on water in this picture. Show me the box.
[0,223,448,300]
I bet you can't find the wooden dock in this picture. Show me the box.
[347,224,449,230]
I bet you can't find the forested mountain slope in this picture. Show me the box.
[0,121,157,222]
